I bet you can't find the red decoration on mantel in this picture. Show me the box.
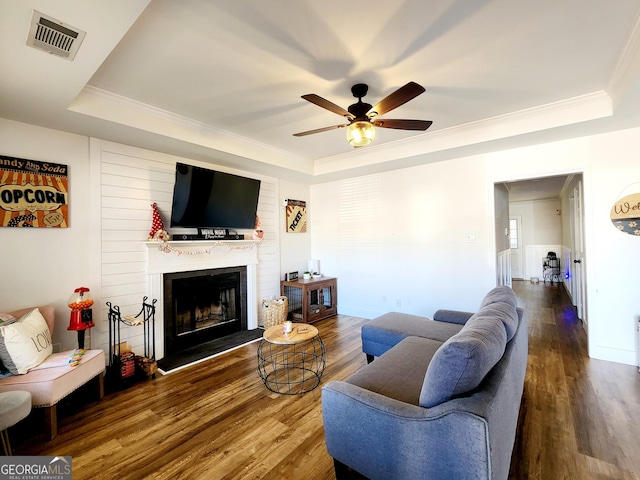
[149,203,169,241]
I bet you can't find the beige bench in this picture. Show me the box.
[0,305,105,440]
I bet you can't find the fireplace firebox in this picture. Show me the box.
[163,266,248,356]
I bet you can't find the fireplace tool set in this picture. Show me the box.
[107,297,157,386]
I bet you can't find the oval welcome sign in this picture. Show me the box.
[610,192,640,236]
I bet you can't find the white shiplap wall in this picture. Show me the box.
[89,139,280,359]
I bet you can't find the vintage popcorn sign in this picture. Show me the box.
[0,155,69,228]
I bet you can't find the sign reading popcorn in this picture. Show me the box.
[0,155,69,228]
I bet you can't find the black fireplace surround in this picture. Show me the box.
[163,266,248,356]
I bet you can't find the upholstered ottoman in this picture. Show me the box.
[0,390,31,455]
[361,312,464,362]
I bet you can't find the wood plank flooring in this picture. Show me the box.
[509,280,640,480]
[13,281,640,479]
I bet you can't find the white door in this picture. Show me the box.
[509,216,524,279]
[571,182,586,322]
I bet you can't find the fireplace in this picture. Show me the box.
[163,266,248,356]
[144,240,260,360]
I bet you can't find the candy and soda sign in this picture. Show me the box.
[0,155,69,228]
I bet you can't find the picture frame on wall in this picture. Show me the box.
[610,190,640,236]
[285,199,307,233]
[0,155,69,228]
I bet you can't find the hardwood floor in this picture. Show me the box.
[509,280,640,480]
[13,281,640,479]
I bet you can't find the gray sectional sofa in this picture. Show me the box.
[322,286,527,480]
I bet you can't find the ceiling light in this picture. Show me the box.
[346,121,375,147]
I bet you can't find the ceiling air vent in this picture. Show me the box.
[27,10,86,61]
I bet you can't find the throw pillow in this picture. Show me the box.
[0,313,16,326]
[0,313,17,374]
[419,316,507,408]
[0,308,53,375]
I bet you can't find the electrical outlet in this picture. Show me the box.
[395,298,402,308]
[465,234,476,243]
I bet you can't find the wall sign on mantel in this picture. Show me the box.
[610,190,640,236]
[285,199,307,233]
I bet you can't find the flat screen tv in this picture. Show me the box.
[170,162,261,230]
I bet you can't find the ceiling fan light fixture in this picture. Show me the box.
[346,121,375,147]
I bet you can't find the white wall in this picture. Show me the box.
[88,140,281,358]
[0,118,92,351]
[585,129,640,365]
[278,179,311,279]
[3,116,640,366]
[510,199,562,280]
[311,156,495,319]
[510,199,562,245]
[312,126,640,366]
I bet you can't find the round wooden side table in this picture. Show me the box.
[257,323,326,394]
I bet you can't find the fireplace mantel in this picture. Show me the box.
[144,239,261,359]
[144,240,260,274]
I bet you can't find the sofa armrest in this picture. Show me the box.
[433,309,475,325]
[322,381,490,480]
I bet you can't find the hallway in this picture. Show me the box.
[509,280,640,479]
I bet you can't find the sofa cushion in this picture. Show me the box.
[0,349,105,407]
[479,286,518,309]
[348,336,443,405]
[420,315,507,408]
[0,309,53,375]
[479,302,519,341]
[362,312,463,357]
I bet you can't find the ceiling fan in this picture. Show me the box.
[293,81,432,147]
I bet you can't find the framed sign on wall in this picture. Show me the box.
[0,155,69,228]
[285,199,307,233]
[611,191,640,236]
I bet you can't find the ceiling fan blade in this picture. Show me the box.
[368,82,426,118]
[293,124,349,137]
[302,94,354,118]
[373,119,433,131]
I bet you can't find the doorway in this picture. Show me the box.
[509,215,523,279]
[496,173,587,326]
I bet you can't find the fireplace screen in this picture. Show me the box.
[174,280,237,336]
[163,267,247,356]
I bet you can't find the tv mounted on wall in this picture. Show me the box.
[170,162,261,233]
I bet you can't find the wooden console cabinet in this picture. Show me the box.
[280,277,337,323]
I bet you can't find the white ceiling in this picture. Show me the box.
[505,175,570,203]
[2,0,640,184]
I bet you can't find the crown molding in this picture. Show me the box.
[314,90,612,176]
[69,85,313,175]
[607,9,640,107]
